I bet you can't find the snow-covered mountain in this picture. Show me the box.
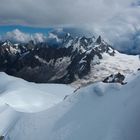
[71,51,140,87]
[0,70,140,140]
[0,33,139,87]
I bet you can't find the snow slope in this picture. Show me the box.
[5,71,140,140]
[0,72,74,113]
[0,72,74,136]
[0,106,20,136]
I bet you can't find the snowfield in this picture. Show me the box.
[0,71,139,140]
[0,72,74,136]
[0,106,19,136]
[0,72,74,113]
[71,51,140,87]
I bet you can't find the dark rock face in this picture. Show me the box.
[96,36,102,44]
[103,73,126,85]
[0,35,115,84]
[0,136,4,140]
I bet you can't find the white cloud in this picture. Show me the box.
[34,33,46,43]
[0,0,137,27]
[2,29,47,43]
[48,33,61,43]
[5,29,31,43]
[89,6,140,54]
[0,0,140,53]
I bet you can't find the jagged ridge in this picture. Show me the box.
[0,34,116,84]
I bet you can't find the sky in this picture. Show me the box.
[0,0,140,54]
[0,25,52,35]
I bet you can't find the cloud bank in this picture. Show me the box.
[0,0,140,54]
[0,0,138,27]
[2,29,47,43]
[91,6,140,54]
[0,28,65,44]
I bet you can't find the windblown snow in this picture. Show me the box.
[0,71,140,140]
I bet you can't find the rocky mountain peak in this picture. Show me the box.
[0,33,117,84]
[96,35,102,44]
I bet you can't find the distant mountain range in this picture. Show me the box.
[0,33,139,87]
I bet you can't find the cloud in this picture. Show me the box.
[0,28,63,44]
[0,0,137,27]
[34,33,46,43]
[48,33,61,43]
[2,29,47,43]
[89,6,140,54]
[5,29,31,43]
[0,0,140,53]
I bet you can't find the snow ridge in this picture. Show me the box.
[0,72,140,140]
